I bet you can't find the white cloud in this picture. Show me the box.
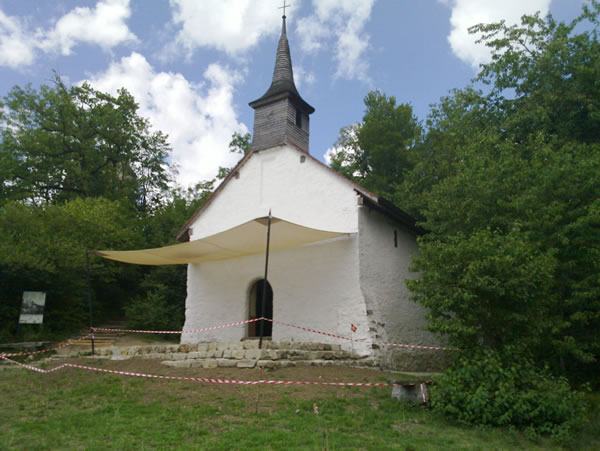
[293,66,316,89]
[169,0,283,56]
[442,0,551,68]
[43,0,137,55]
[0,10,37,68]
[83,52,248,187]
[296,0,375,82]
[0,0,136,68]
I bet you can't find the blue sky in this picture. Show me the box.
[0,0,587,187]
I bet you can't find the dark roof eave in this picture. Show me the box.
[358,193,424,235]
[249,90,315,114]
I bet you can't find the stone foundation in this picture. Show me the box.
[57,340,447,372]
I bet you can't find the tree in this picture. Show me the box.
[0,198,140,337]
[329,90,422,198]
[406,3,600,376]
[0,75,172,211]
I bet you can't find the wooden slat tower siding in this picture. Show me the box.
[248,13,314,154]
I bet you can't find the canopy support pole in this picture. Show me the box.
[259,210,272,350]
[86,250,95,356]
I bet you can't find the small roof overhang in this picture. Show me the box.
[97,216,352,266]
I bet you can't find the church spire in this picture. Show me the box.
[249,12,315,153]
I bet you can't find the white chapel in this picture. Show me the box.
[170,14,438,365]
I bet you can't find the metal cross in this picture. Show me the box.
[279,0,291,16]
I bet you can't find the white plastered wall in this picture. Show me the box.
[358,206,438,359]
[188,145,358,239]
[182,145,370,353]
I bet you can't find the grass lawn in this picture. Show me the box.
[0,357,598,449]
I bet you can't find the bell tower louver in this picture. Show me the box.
[249,14,315,153]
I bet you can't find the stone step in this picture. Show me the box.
[72,338,115,348]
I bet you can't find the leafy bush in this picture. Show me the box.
[124,284,184,332]
[431,348,587,439]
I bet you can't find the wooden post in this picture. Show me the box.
[86,250,94,355]
[259,210,272,350]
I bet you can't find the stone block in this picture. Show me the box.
[229,342,244,351]
[222,350,232,358]
[301,343,320,351]
[306,351,318,360]
[331,344,342,352]
[216,342,230,351]
[189,360,205,368]
[207,343,217,352]
[110,355,127,361]
[172,353,187,361]
[203,359,218,369]
[244,349,262,360]
[237,360,257,368]
[256,360,276,368]
[279,360,296,368]
[321,351,334,360]
[197,343,208,352]
[242,341,258,350]
[277,341,291,350]
[161,360,180,367]
[262,349,279,360]
[153,345,167,353]
[276,350,289,360]
[217,359,238,368]
[187,352,201,359]
[231,350,245,360]
[289,350,307,360]
[178,344,189,353]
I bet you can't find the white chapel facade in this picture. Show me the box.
[175,15,437,365]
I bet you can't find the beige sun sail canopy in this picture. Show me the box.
[96,217,351,265]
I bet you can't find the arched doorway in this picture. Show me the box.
[248,279,273,337]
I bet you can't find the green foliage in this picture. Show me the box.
[0,198,140,333]
[228,131,252,154]
[0,74,221,338]
[124,284,184,331]
[216,131,251,180]
[330,90,422,197]
[431,348,588,440]
[409,227,556,350]
[0,75,172,211]
[401,4,600,377]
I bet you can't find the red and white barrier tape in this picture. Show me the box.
[369,339,457,352]
[0,333,94,358]
[91,316,456,352]
[264,317,353,342]
[265,318,457,352]
[92,318,261,335]
[0,356,393,387]
[420,383,428,403]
